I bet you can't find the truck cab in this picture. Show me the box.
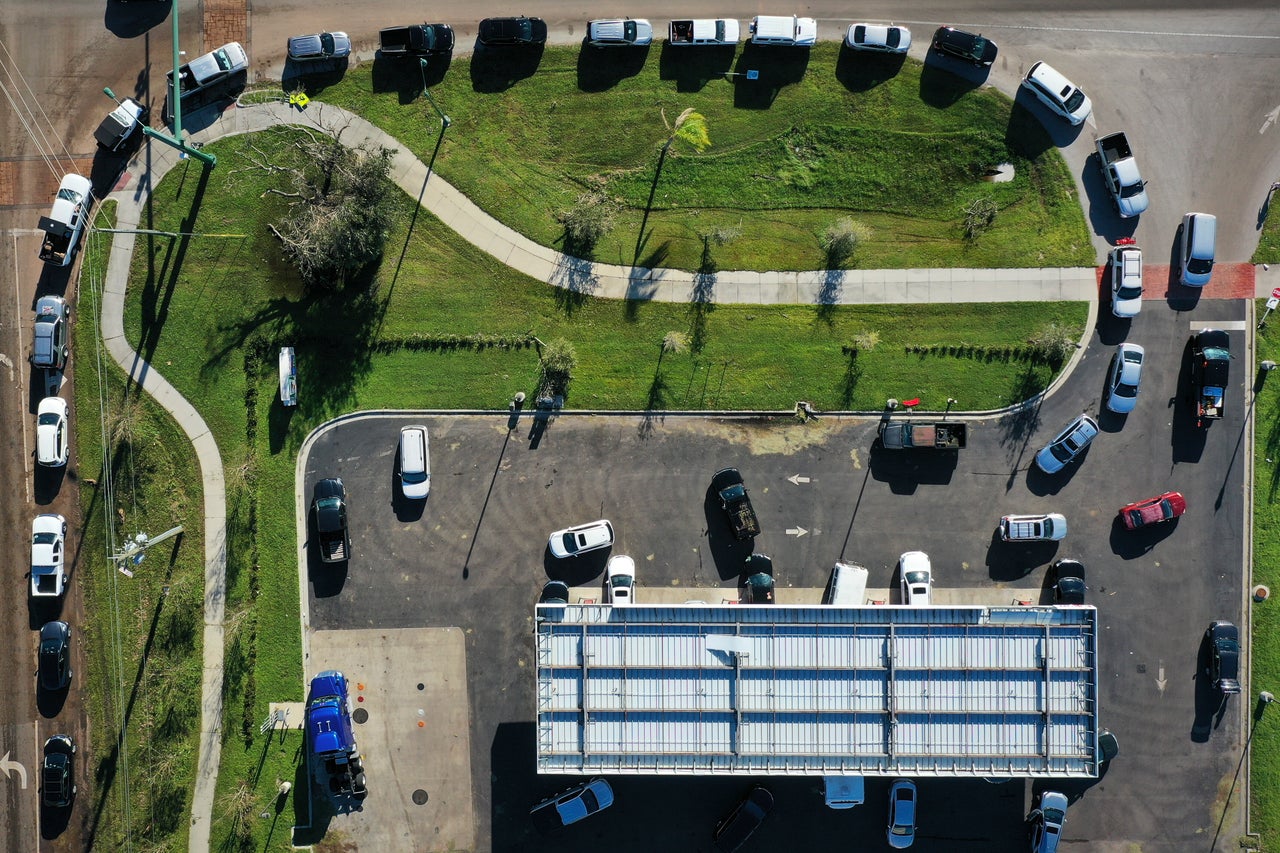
[307,670,368,797]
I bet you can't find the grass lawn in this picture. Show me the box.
[1254,193,1280,264]
[306,43,1095,271]
[107,121,1085,848]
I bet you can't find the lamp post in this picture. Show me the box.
[945,398,958,418]
[418,59,451,131]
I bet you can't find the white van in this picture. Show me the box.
[824,561,868,606]
[398,424,430,499]
[1180,212,1216,287]
[822,775,865,809]
[749,15,817,46]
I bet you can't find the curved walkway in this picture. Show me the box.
[97,97,1103,851]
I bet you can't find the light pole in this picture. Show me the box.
[945,398,958,417]
[418,59,451,131]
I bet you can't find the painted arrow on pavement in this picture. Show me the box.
[0,752,28,788]
[787,474,810,485]
[785,527,808,537]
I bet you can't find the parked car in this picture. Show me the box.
[845,23,911,53]
[31,513,67,598]
[32,295,70,371]
[530,777,614,832]
[539,579,570,605]
[479,16,548,46]
[886,778,917,848]
[1000,513,1068,542]
[1205,621,1242,695]
[1097,729,1119,765]
[1028,790,1068,853]
[398,424,430,499]
[1021,61,1092,125]
[1118,491,1186,530]
[1034,413,1099,474]
[1180,212,1217,287]
[1050,559,1085,605]
[930,26,997,66]
[287,31,352,61]
[1190,328,1230,424]
[744,553,775,604]
[898,551,932,606]
[548,519,615,558]
[713,785,774,852]
[36,396,70,467]
[38,620,72,691]
[1108,242,1143,318]
[41,734,76,808]
[587,18,653,46]
[1105,343,1145,414]
[605,555,636,604]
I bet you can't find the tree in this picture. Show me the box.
[252,132,396,292]
[637,108,711,259]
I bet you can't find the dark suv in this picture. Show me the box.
[38,621,73,691]
[1206,621,1242,695]
[32,295,69,371]
[41,735,76,808]
[930,26,998,66]
[713,785,773,852]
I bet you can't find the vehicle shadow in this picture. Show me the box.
[307,523,348,598]
[104,1,168,38]
[577,44,649,92]
[1170,336,1208,464]
[833,45,905,93]
[36,683,68,719]
[867,440,958,495]
[39,800,73,840]
[732,44,808,108]
[282,59,351,97]
[1190,633,1224,742]
[470,44,544,93]
[543,549,611,586]
[984,529,1059,582]
[1094,279,1132,348]
[1024,450,1089,497]
[1164,226,1203,310]
[1007,96,1082,151]
[391,457,425,523]
[1108,512,1178,559]
[917,60,982,109]
[371,54,427,103]
[658,42,736,92]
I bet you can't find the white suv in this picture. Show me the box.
[1021,61,1092,126]
[587,19,653,46]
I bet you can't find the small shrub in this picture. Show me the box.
[850,330,880,353]
[963,197,999,241]
[820,218,872,268]
[1028,323,1076,365]
[558,191,617,256]
[537,337,577,399]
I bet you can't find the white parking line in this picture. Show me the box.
[1192,320,1247,331]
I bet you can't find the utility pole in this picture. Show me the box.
[112,526,184,577]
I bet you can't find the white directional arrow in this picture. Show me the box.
[785,526,808,538]
[0,752,28,789]
[1261,105,1280,135]
[1156,661,1167,695]
[787,474,810,485]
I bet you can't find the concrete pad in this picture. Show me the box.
[300,628,475,853]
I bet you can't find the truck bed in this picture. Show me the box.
[1096,131,1133,164]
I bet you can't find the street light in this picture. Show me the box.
[945,398,958,417]
[418,59,451,131]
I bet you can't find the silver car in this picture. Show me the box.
[1105,343,1144,414]
[288,31,352,61]
[1034,413,1099,474]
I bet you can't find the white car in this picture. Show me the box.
[548,519,615,559]
[1021,61,1092,126]
[1105,343,1145,414]
[36,396,69,467]
[845,23,911,53]
[898,551,932,606]
[1109,243,1143,318]
[605,555,636,604]
[31,514,67,598]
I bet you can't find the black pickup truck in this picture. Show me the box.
[878,421,967,450]
[379,23,455,57]
[312,478,351,563]
[1190,328,1229,426]
[712,468,761,539]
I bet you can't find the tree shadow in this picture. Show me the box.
[469,44,545,93]
[104,1,169,38]
[837,349,863,408]
[816,267,844,324]
[658,42,736,92]
[576,44,650,92]
[731,44,809,108]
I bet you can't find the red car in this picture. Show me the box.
[1118,492,1187,530]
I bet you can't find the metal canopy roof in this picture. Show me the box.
[535,604,1099,778]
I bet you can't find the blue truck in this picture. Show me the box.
[307,670,368,798]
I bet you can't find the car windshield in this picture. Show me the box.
[612,575,633,588]
[886,29,901,47]
[1189,256,1213,275]
[579,789,599,812]
[905,571,929,585]
[33,531,58,546]
[560,532,578,553]
[854,25,866,41]
[1203,346,1229,361]
[1116,283,1142,299]
[970,36,988,55]
[320,33,335,53]
[402,471,428,485]
[38,412,60,426]
[1063,89,1086,111]
[623,21,636,40]
[1114,382,1137,398]
[1043,807,1066,824]
[1157,500,1174,519]
[1050,443,1074,463]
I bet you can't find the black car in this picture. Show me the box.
[38,620,72,691]
[1051,559,1086,605]
[713,785,774,853]
[930,26,998,66]
[1206,621,1242,695]
[539,580,570,604]
[478,16,548,46]
[743,554,775,604]
[41,734,76,808]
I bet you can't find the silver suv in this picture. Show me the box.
[587,18,653,46]
[32,295,69,371]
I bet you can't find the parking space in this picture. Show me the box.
[300,298,1248,851]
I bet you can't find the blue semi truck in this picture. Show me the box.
[307,670,368,798]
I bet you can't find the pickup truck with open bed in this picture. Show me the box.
[379,23,454,56]
[669,19,740,45]
[712,468,760,539]
[878,421,966,450]
[1095,132,1149,218]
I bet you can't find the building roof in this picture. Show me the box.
[535,604,1099,778]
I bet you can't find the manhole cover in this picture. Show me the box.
[412,789,429,805]
[418,683,425,691]
[352,708,369,724]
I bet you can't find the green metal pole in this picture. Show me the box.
[171,0,182,148]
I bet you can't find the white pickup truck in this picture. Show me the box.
[37,174,93,267]
[1000,513,1067,542]
[668,19,740,45]
[1095,132,1149,218]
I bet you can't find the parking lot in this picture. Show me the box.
[300,297,1249,852]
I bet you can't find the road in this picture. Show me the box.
[0,1,1277,851]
